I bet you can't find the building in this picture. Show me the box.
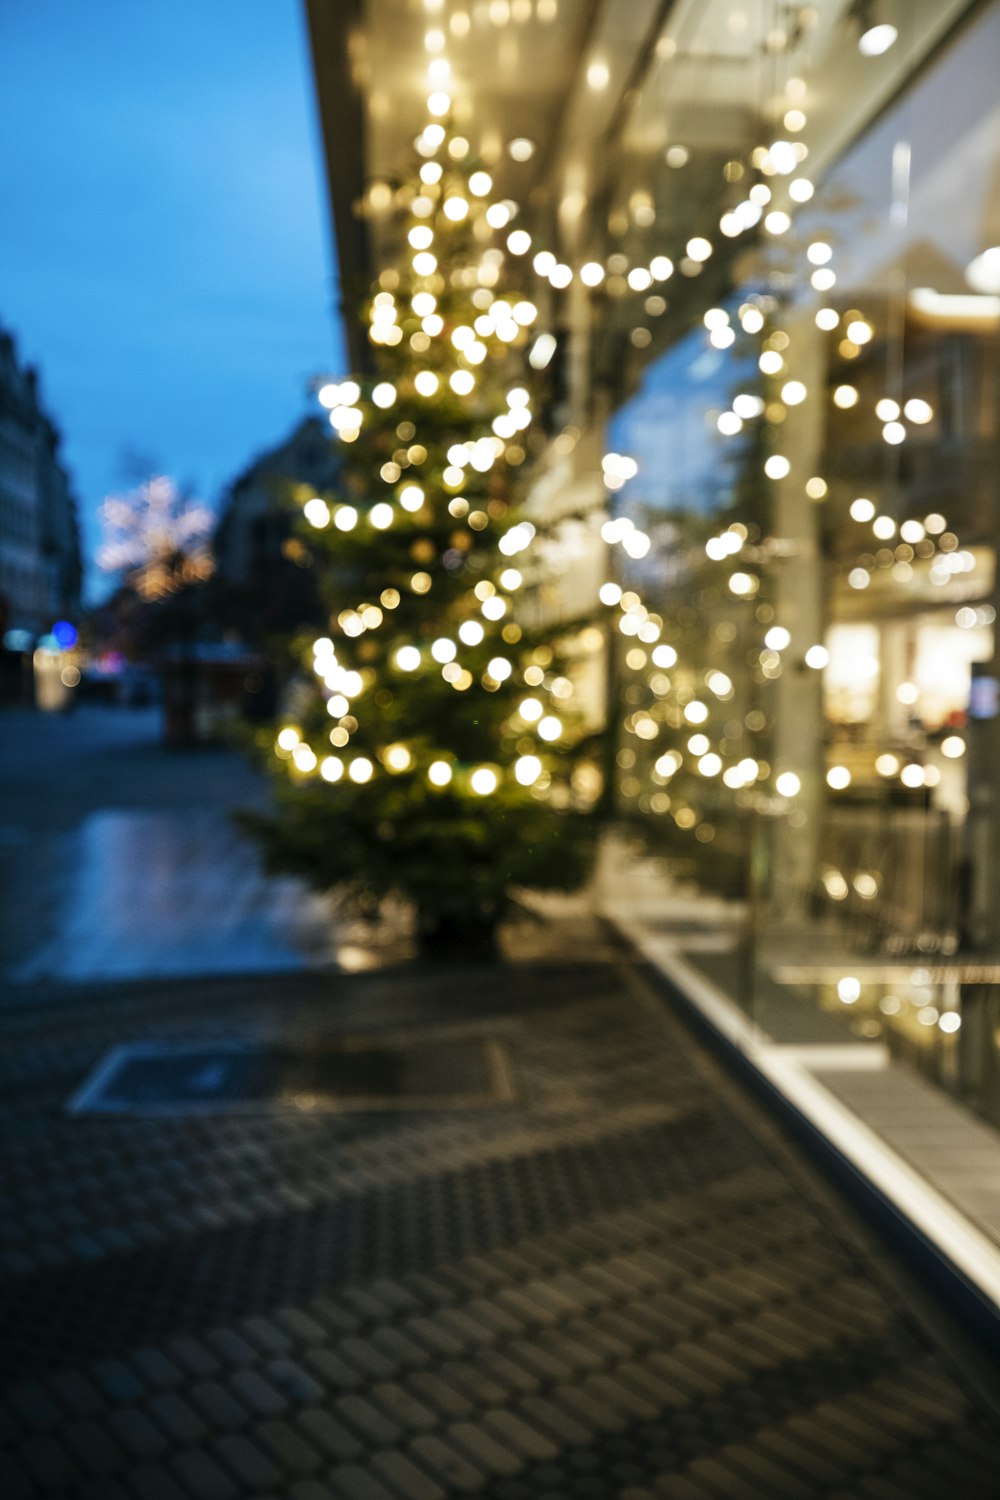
[0,328,82,638]
[302,0,1000,1151]
[212,413,340,642]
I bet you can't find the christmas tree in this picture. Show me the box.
[246,110,602,945]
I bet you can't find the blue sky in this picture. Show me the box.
[1,1,344,599]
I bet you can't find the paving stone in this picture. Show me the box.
[172,1448,240,1500]
[63,1418,128,1477]
[131,1349,184,1390]
[189,1383,249,1431]
[0,1454,35,1500]
[447,1420,525,1477]
[18,1434,79,1491]
[335,1392,403,1446]
[517,1393,592,1447]
[231,1315,289,1359]
[473,1348,541,1395]
[273,1307,328,1345]
[370,1449,447,1500]
[108,1406,170,1460]
[370,1380,439,1432]
[206,1329,258,1368]
[6,1379,64,1431]
[93,1359,145,1404]
[48,1369,106,1418]
[409,1433,489,1492]
[229,1368,288,1418]
[289,1483,337,1500]
[367,1338,431,1374]
[405,1371,476,1421]
[148,1392,206,1446]
[295,1407,364,1462]
[258,1418,323,1476]
[483,1408,559,1462]
[338,1335,399,1380]
[214,1433,283,1489]
[127,1465,191,1500]
[303,1346,364,1390]
[167,1338,220,1381]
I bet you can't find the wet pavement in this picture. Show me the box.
[2,706,1000,1498]
[0,707,338,984]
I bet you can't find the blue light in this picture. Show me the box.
[52,619,78,649]
[3,629,33,652]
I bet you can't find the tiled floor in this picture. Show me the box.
[2,938,999,1499]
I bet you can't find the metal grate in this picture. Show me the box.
[68,1036,513,1115]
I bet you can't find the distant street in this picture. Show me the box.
[0,705,338,986]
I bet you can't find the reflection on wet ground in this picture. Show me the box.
[0,706,340,984]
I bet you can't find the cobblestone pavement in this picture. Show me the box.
[2,932,1000,1499]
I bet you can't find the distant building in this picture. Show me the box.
[211,414,338,645]
[0,329,82,636]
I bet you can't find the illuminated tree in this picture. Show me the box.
[98,475,214,601]
[246,114,601,945]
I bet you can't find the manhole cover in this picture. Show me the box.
[68,1037,513,1115]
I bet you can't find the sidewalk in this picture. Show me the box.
[2,916,999,1499]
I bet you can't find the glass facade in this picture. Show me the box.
[591,3,1000,1127]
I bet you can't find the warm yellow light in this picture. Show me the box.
[370,503,393,529]
[384,744,412,772]
[686,238,712,262]
[538,715,562,741]
[427,90,451,116]
[277,726,300,751]
[764,455,790,480]
[580,262,605,287]
[414,371,439,397]
[372,382,396,408]
[399,484,424,512]
[428,760,452,787]
[469,171,492,196]
[775,771,800,797]
[458,620,484,646]
[443,195,469,221]
[683,700,708,724]
[507,229,531,255]
[334,505,358,531]
[304,498,330,528]
[759,351,783,375]
[450,370,475,395]
[942,736,965,759]
[847,319,873,344]
[431,637,457,663]
[514,755,542,786]
[875,754,900,776]
[395,646,421,671]
[471,767,498,795]
[698,753,722,777]
[487,657,512,681]
[850,497,875,522]
[804,645,829,669]
[827,765,851,789]
[833,385,859,409]
[349,757,374,784]
[320,756,343,782]
[292,744,317,773]
[781,381,807,405]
